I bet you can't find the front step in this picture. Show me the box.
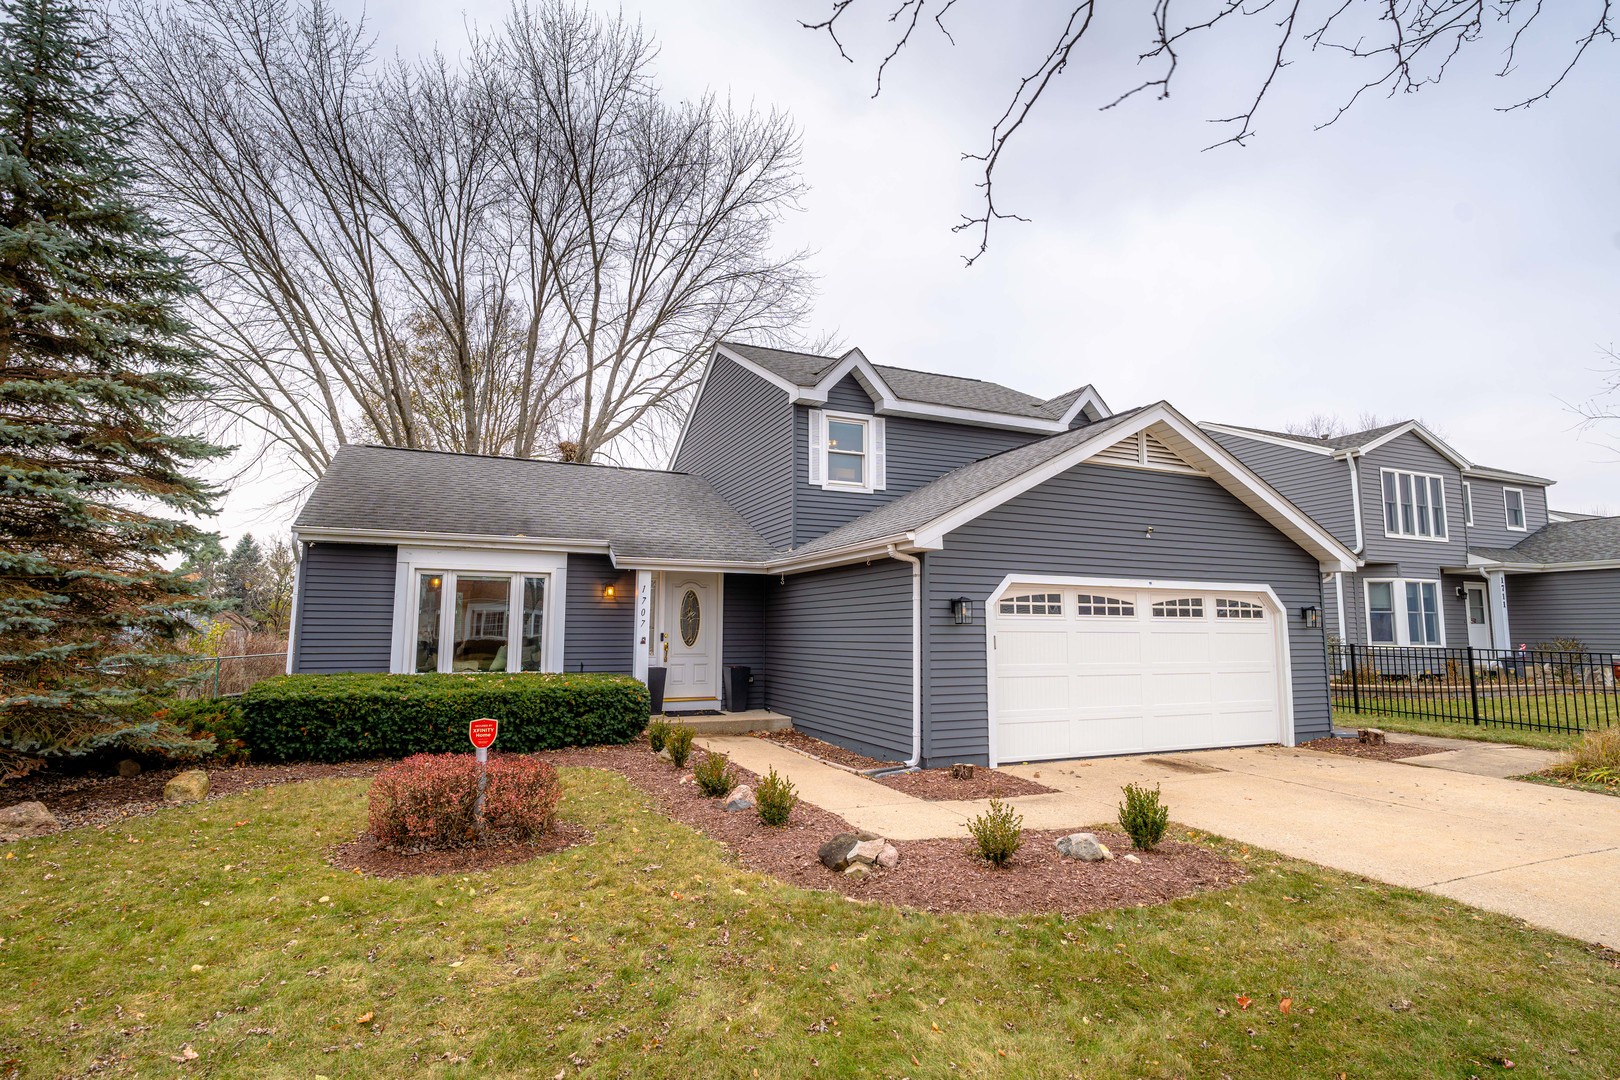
[660,709,791,735]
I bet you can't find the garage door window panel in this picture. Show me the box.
[1215,598,1265,619]
[1075,593,1135,617]
[1151,597,1204,618]
[999,592,1064,616]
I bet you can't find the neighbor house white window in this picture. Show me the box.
[1462,481,1474,526]
[1504,487,1526,531]
[807,409,886,492]
[1380,468,1448,541]
[1364,578,1444,646]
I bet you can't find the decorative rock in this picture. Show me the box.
[849,838,886,866]
[950,763,975,781]
[818,830,882,871]
[1122,853,1142,865]
[1358,727,1386,746]
[1055,832,1113,862]
[842,863,872,880]
[723,785,756,812]
[163,769,209,804]
[117,759,142,778]
[0,801,59,842]
[876,843,900,870]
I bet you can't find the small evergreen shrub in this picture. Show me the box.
[693,751,739,797]
[152,698,247,763]
[1117,782,1170,850]
[240,672,649,762]
[756,767,798,826]
[367,753,561,850]
[647,717,671,753]
[967,798,1023,866]
[665,724,695,768]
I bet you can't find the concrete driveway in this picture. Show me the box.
[705,735,1620,947]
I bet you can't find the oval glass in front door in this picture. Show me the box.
[680,589,701,647]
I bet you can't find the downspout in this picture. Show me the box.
[886,544,923,768]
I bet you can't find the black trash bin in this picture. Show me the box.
[723,665,751,712]
[646,666,668,715]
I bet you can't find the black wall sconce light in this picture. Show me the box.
[1300,605,1322,629]
[950,596,975,625]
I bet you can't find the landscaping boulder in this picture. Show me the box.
[0,801,59,842]
[818,830,882,871]
[163,770,209,804]
[117,759,142,778]
[876,843,900,869]
[1358,728,1386,746]
[1055,832,1113,862]
[1122,853,1142,865]
[723,785,756,812]
[843,863,872,880]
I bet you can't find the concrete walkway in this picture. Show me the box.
[701,734,1620,947]
[1383,732,1563,779]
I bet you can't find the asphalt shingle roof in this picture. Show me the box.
[788,407,1150,557]
[1470,517,1620,567]
[1208,420,1411,451]
[295,445,778,563]
[722,341,1095,422]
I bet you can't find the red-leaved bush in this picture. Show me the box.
[367,753,561,850]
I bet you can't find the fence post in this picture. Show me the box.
[1349,643,1362,716]
[1466,646,1480,725]
[213,656,222,700]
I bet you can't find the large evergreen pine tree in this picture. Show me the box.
[0,0,228,779]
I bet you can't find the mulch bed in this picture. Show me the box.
[756,729,898,772]
[872,767,1057,801]
[329,821,593,878]
[1,761,384,831]
[1300,736,1446,762]
[545,744,1244,917]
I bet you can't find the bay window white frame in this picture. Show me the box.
[1363,577,1446,647]
[1462,481,1474,526]
[390,547,568,674]
[1503,487,1526,531]
[807,408,886,493]
[1380,468,1449,541]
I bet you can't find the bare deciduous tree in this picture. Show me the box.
[111,0,814,477]
[1572,343,1620,458]
[798,2,1617,264]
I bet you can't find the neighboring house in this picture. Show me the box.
[286,342,1355,767]
[1203,421,1620,656]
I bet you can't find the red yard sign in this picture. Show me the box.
[469,717,499,750]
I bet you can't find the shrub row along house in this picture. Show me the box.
[286,342,1612,766]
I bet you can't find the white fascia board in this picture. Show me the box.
[711,343,814,398]
[1053,385,1113,424]
[1462,466,1557,487]
[293,526,610,555]
[1356,421,1473,470]
[912,404,1360,573]
[1476,559,1620,574]
[609,556,773,573]
[765,533,937,575]
[807,349,1078,434]
[1201,423,1337,457]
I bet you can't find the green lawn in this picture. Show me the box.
[4,769,1620,1078]
[1332,688,1618,736]
[1333,710,1585,751]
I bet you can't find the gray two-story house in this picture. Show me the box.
[1204,421,1620,656]
[286,342,1356,767]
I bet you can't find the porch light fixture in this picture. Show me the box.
[950,596,975,625]
[1300,605,1322,629]
[1455,585,1467,599]
[603,584,616,600]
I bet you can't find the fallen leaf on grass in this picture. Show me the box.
[356,1012,374,1024]
[1279,998,1293,1015]
[172,1044,199,1063]
[1235,996,1252,1010]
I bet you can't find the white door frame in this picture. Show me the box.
[1462,581,1493,651]
[984,574,1297,767]
[654,570,724,706]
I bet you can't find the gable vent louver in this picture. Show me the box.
[1092,428,1203,475]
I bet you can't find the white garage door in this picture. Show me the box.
[993,585,1284,763]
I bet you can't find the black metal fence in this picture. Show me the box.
[1330,644,1620,733]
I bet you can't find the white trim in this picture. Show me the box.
[1334,571,1347,647]
[285,546,303,674]
[1200,423,1337,456]
[389,548,568,676]
[910,404,1359,574]
[1462,480,1474,527]
[1503,486,1527,532]
[886,546,922,767]
[1463,465,1555,486]
[1363,576,1445,647]
[632,569,653,682]
[1484,568,1513,649]
[653,570,724,707]
[813,408,880,493]
[1354,421,1473,470]
[296,525,603,554]
[1346,455,1365,552]
[712,343,812,398]
[1377,467,1451,542]
[983,574,1297,768]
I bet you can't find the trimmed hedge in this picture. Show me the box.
[240,672,649,762]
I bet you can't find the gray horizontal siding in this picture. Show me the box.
[1358,432,1467,573]
[1507,571,1620,654]
[723,573,768,710]
[927,464,1330,764]
[765,558,913,761]
[292,542,397,674]
[793,374,1037,546]
[1209,432,1358,548]
[563,554,634,674]
[672,355,794,549]
[1463,476,1550,549]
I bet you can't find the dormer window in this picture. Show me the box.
[808,410,886,492]
[1380,468,1448,541]
[1504,487,1526,531]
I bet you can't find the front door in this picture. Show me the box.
[660,573,719,705]
[1464,583,1492,650]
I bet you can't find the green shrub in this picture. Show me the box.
[693,751,739,797]
[665,724,695,768]
[158,697,248,763]
[967,798,1023,866]
[647,717,671,753]
[1118,782,1170,850]
[756,767,797,827]
[240,672,649,763]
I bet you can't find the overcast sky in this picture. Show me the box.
[210,0,1620,543]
